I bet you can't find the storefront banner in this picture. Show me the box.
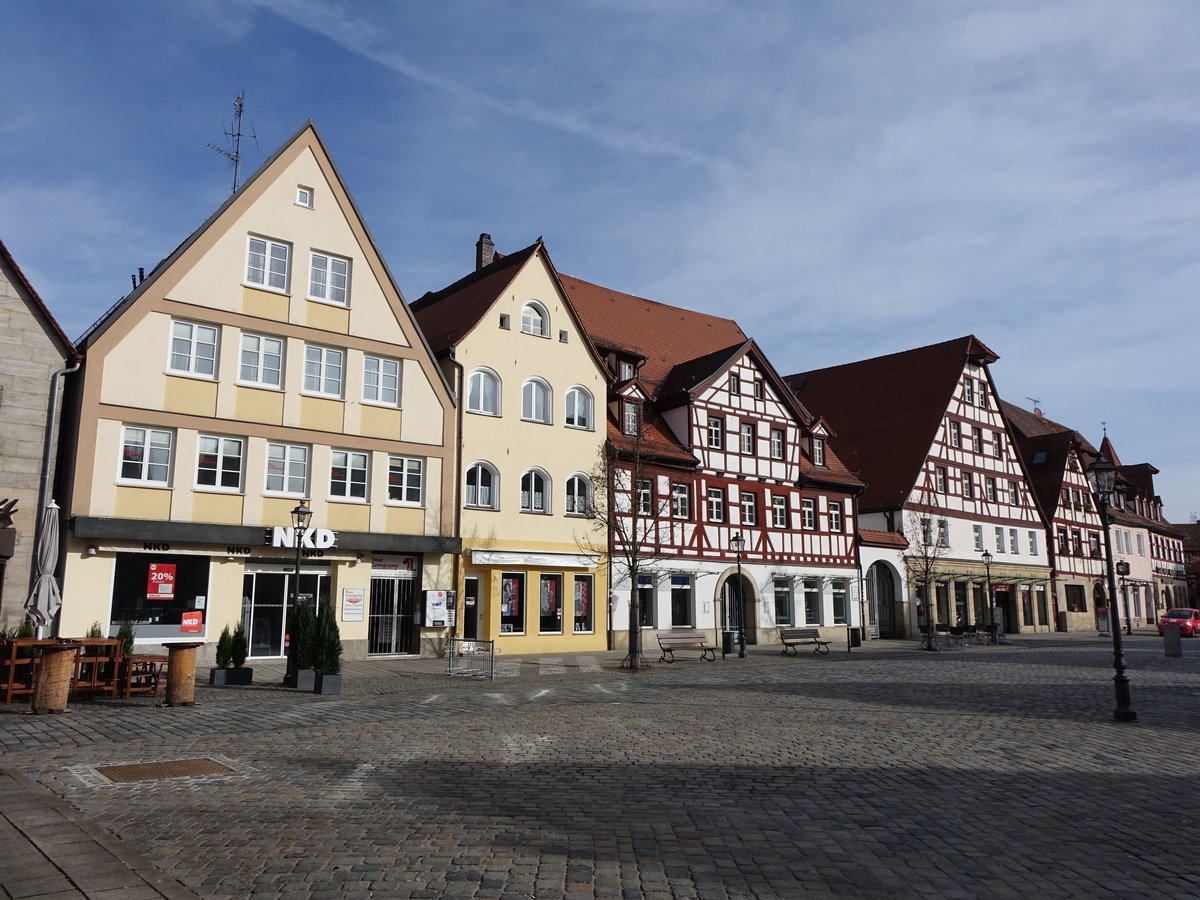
[371,554,418,578]
[95,541,356,561]
[147,563,176,600]
[470,549,595,569]
[342,588,365,622]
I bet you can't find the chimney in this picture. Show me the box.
[475,233,495,270]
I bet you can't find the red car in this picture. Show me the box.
[1158,609,1200,637]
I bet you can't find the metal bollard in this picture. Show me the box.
[1163,624,1183,658]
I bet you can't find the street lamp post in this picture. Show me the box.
[1116,560,1132,635]
[291,500,313,616]
[731,533,747,658]
[981,550,993,640]
[1087,460,1136,723]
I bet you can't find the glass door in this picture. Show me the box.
[242,567,330,658]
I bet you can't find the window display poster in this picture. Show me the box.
[574,578,590,617]
[181,610,203,633]
[501,575,520,617]
[541,576,558,614]
[147,563,176,600]
[342,587,365,622]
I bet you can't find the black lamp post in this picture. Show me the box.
[1087,460,1136,723]
[981,550,993,631]
[291,499,313,616]
[1116,560,1132,635]
[732,532,747,658]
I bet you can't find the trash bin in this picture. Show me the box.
[849,627,862,648]
[1056,611,1068,633]
[721,630,736,657]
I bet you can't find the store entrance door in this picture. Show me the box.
[242,567,330,659]
[368,576,419,654]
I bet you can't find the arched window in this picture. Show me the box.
[521,469,550,514]
[565,474,593,516]
[521,301,550,336]
[522,378,552,423]
[465,461,498,509]
[466,368,501,416]
[564,386,593,430]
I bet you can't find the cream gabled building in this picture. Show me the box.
[57,122,459,659]
[411,236,609,652]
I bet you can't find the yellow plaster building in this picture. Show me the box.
[57,123,459,660]
[411,236,609,652]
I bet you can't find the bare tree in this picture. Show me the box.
[903,501,951,651]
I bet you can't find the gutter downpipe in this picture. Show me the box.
[31,357,81,637]
[445,348,465,650]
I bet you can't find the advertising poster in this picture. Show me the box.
[574,578,590,617]
[147,563,177,600]
[181,610,203,633]
[342,588,365,622]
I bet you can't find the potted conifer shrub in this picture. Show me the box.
[313,606,343,695]
[208,624,234,685]
[284,601,316,690]
[209,622,253,685]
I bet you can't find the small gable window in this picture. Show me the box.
[521,301,550,337]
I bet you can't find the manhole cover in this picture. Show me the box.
[95,758,234,783]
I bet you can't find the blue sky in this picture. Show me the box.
[3,1,1197,521]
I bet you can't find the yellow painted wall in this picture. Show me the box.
[326,502,370,533]
[242,287,290,322]
[114,485,172,520]
[300,395,344,432]
[163,376,218,418]
[360,404,402,440]
[305,302,350,334]
[384,505,427,536]
[192,491,246,525]
[234,386,285,425]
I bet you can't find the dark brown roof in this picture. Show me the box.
[785,335,998,511]
[1001,400,1098,453]
[859,529,909,549]
[0,238,75,359]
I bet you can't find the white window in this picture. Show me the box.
[388,456,424,505]
[521,302,549,336]
[467,368,500,415]
[466,462,498,509]
[740,422,755,454]
[304,345,344,397]
[935,466,947,493]
[330,450,368,500]
[972,427,984,454]
[741,492,757,526]
[169,321,218,377]
[671,483,691,519]
[986,476,997,502]
[565,475,592,515]
[707,416,724,449]
[619,360,635,380]
[1009,480,1019,505]
[964,378,975,405]
[521,469,549,513]
[993,432,1004,459]
[753,380,763,399]
[979,383,989,408]
[1028,530,1039,556]
[120,426,172,484]
[707,487,725,522]
[729,373,740,394]
[1137,533,1146,556]
[363,356,400,406]
[772,496,787,527]
[622,401,640,436]
[801,498,815,530]
[246,236,290,292]
[296,186,313,208]
[309,252,350,305]
[522,379,552,423]
[636,479,653,516]
[995,526,1005,553]
[239,334,283,387]
[196,435,243,491]
[565,386,593,429]
[1009,528,1019,554]
[937,519,949,548]
[963,474,974,500]
[770,428,785,460]
[973,524,984,551]
[829,502,842,533]
[265,443,308,495]
[949,420,961,448]
[812,438,826,467]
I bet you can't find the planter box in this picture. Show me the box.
[209,666,254,686]
[284,668,316,691]
[314,673,342,695]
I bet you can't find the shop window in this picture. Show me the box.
[1065,583,1087,613]
[539,574,563,634]
[573,574,594,633]
[670,575,693,627]
[803,580,822,625]
[638,574,656,627]
[109,553,211,640]
[773,578,793,626]
[500,572,525,633]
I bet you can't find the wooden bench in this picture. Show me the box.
[779,627,832,655]
[657,632,717,662]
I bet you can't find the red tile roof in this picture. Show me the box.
[859,528,909,549]
[785,335,998,511]
[0,238,75,359]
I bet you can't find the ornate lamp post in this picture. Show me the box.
[731,532,747,658]
[1086,460,1136,723]
[981,549,993,632]
[291,500,313,615]
[1116,560,1132,635]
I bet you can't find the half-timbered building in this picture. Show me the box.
[786,336,1052,639]
[564,275,864,649]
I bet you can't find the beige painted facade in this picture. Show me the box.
[57,124,459,662]
[429,249,610,652]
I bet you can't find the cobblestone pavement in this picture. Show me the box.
[2,632,1199,899]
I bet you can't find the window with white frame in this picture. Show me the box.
[973,524,984,551]
[1028,530,1039,555]
[363,356,400,406]
[753,380,764,399]
[565,386,593,429]
[812,438,826,467]
[707,487,725,522]
[707,416,724,449]
[963,473,974,500]
[330,450,368,500]
[619,360,635,380]
[296,186,313,208]
[963,378,975,405]
[829,502,842,533]
[239,333,283,387]
[636,479,653,516]
[388,456,424,505]
[1009,528,1019,554]
[801,498,815,530]
[741,492,757,526]
[246,236,290,292]
[467,368,501,415]
[521,301,549,336]
[196,435,243,491]
[522,379,552,423]
[972,427,984,454]
[986,476,997,502]
[995,526,1005,552]
[671,482,690,519]
[979,383,989,408]
[565,474,592,515]
[740,422,755,454]
[308,252,350,305]
[521,469,549,513]
[121,426,172,484]
[772,495,787,527]
[803,580,821,624]
[935,465,948,493]
[1136,532,1145,556]
[729,372,740,395]
[169,321,218,377]
[949,420,962,448]
[465,462,498,509]
[303,345,344,397]
[773,578,793,625]
[1008,480,1019,505]
[993,431,1004,458]
[265,443,308,495]
[622,400,641,436]
[770,428,785,460]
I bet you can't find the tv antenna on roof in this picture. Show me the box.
[1025,396,1041,408]
[205,90,258,195]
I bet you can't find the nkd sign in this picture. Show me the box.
[265,527,337,550]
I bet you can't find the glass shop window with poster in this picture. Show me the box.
[500,572,525,634]
[573,574,594,633]
[539,573,563,634]
[110,553,211,639]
